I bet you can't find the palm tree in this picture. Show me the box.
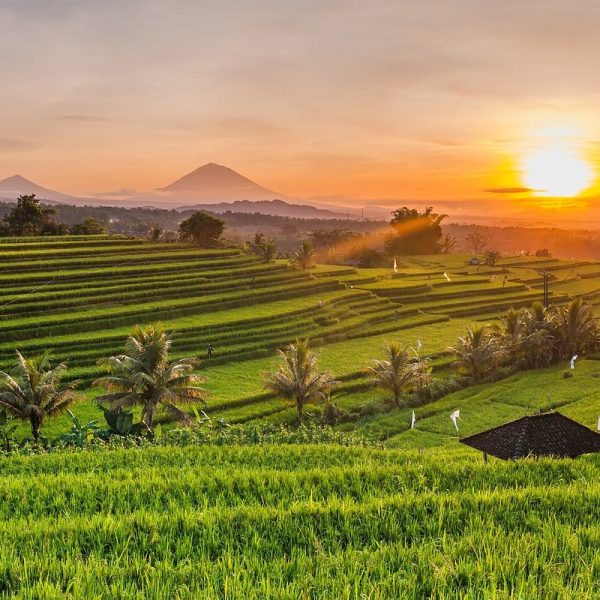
[292,240,315,271]
[440,233,458,254]
[0,350,80,441]
[501,308,525,363]
[95,324,207,431]
[265,339,338,422]
[256,238,276,262]
[369,342,421,407]
[520,328,556,369]
[449,325,503,383]
[555,298,597,358]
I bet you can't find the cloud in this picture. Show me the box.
[0,138,36,151]
[485,187,534,194]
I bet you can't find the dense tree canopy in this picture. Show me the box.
[178,211,225,247]
[70,218,107,235]
[4,194,64,236]
[384,207,446,256]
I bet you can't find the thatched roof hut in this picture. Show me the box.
[460,412,600,460]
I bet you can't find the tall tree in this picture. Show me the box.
[4,194,62,236]
[0,351,80,441]
[95,324,207,431]
[464,231,488,254]
[265,339,338,422]
[384,207,446,256]
[178,211,225,247]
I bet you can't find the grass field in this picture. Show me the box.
[1,441,599,598]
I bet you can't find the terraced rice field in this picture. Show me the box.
[3,236,600,598]
[2,235,600,436]
[2,441,600,598]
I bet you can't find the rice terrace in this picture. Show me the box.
[0,231,599,597]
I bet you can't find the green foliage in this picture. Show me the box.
[4,194,65,236]
[0,409,18,452]
[369,343,427,406]
[0,350,81,440]
[69,217,107,235]
[449,325,504,383]
[57,410,100,447]
[95,323,207,430]
[148,224,164,241]
[248,232,276,262]
[483,248,502,266]
[97,404,145,436]
[291,239,315,270]
[384,207,446,255]
[265,339,338,421]
[178,211,225,247]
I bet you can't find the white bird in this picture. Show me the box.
[417,338,423,351]
[443,272,451,282]
[411,410,416,429]
[570,355,578,370]
[393,258,398,273]
[450,409,460,432]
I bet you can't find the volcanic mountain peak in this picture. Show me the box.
[0,175,74,201]
[158,163,281,200]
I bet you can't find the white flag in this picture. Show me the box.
[411,410,416,429]
[450,409,460,431]
[570,355,578,370]
[443,272,451,282]
[417,338,423,351]
[393,258,398,273]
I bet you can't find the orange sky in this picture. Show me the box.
[1,1,600,204]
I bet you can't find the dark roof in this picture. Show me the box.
[460,412,600,460]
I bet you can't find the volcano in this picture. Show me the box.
[158,163,281,201]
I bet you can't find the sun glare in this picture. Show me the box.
[521,126,594,197]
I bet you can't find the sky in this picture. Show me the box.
[2,0,600,205]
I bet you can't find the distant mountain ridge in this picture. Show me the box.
[176,198,345,218]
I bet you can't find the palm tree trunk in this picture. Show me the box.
[143,404,154,432]
[297,398,304,423]
[30,414,41,442]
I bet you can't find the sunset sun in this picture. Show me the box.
[522,145,594,198]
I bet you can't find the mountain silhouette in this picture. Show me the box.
[158,163,281,201]
[0,175,76,202]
